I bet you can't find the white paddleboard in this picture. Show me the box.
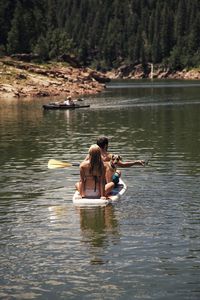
[72,179,127,207]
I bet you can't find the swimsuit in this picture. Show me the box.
[112,172,120,187]
[84,189,100,198]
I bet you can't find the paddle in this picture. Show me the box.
[48,156,150,169]
[144,153,153,166]
[48,159,80,169]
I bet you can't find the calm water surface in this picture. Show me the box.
[0,80,200,299]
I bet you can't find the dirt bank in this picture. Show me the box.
[0,57,110,99]
[1,58,200,100]
[106,64,200,80]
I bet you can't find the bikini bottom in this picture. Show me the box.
[84,189,100,198]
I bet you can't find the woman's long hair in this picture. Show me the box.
[88,144,104,176]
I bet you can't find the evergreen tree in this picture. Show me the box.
[7,1,24,53]
[175,0,187,47]
[34,35,49,60]
[0,0,16,47]
[1,0,199,70]
[160,3,173,59]
[151,1,162,63]
[47,0,58,29]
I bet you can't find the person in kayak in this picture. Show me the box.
[63,96,75,106]
[76,144,112,199]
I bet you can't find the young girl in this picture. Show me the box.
[75,144,106,199]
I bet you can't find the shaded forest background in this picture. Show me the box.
[0,0,200,71]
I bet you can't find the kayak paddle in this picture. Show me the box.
[48,159,80,169]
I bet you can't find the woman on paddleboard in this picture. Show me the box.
[75,144,108,199]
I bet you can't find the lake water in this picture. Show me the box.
[0,79,200,299]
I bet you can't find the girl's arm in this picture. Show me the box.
[100,165,106,198]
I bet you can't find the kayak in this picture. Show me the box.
[43,103,90,110]
[72,178,127,207]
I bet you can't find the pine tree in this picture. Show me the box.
[7,1,24,53]
[34,35,49,60]
[174,0,187,48]
[160,3,173,59]
[151,1,162,63]
[0,0,16,47]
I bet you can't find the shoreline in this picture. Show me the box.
[106,64,200,80]
[0,57,109,100]
[0,58,200,99]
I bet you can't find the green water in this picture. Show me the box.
[0,80,200,299]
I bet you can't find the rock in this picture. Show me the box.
[0,83,20,97]
[117,64,135,77]
[89,70,110,83]
[58,54,81,68]
[16,73,27,80]
[11,53,39,62]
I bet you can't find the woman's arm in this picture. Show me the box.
[79,164,86,197]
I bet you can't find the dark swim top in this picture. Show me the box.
[112,172,120,187]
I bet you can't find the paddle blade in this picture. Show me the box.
[144,153,153,166]
[48,159,72,169]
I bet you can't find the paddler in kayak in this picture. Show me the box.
[75,144,113,199]
[63,96,75,106]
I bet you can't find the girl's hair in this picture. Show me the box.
[88,144,104,176]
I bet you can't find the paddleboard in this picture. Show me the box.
[72,178,127,207]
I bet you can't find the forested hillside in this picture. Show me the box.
[0,0,200,71]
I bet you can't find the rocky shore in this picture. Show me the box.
[0,57,200,99]
[106,63,200,80]
[0,57,110,99]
